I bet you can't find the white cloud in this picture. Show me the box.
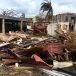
[13,0,41,17]
[0,0,76,17]
[52,0,76,15]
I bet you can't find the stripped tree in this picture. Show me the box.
[0,9,19,17]
[40,0,53,22]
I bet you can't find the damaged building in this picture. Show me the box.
[55,13,76,32]
[0,15,26,34]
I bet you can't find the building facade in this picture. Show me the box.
[55,13,76,23]
[54,13,76,32]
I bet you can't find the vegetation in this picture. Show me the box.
[65,32,76,51]
[0,9,17,17]
[40,0,53,22]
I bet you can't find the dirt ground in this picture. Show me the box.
[0,66,42,76]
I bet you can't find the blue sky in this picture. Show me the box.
[0,0,76,17]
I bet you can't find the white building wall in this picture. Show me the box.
[47,23,57,36]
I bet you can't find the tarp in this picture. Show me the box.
[42,43,64,54]
[33,54,53,68]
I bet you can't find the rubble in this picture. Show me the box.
[0,30,75,71]
[56,30,76,62]
[32,25,47,35]
[0,32,54,69]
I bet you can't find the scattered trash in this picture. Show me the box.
[0,31,75,76]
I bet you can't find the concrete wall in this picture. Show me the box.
[47,22,70,36]
[47,23,57,36]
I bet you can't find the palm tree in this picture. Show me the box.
[40,0,53,22]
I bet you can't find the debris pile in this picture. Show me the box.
[65,32,76,51]
[0,30,76,70]
[0,32,65,70]
[56,31,76,62]
[32,25,47,35]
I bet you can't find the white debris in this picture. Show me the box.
[0,43,10,48]
[40,68,72,76]
[15,63,19,68]
[53,61,73,69]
